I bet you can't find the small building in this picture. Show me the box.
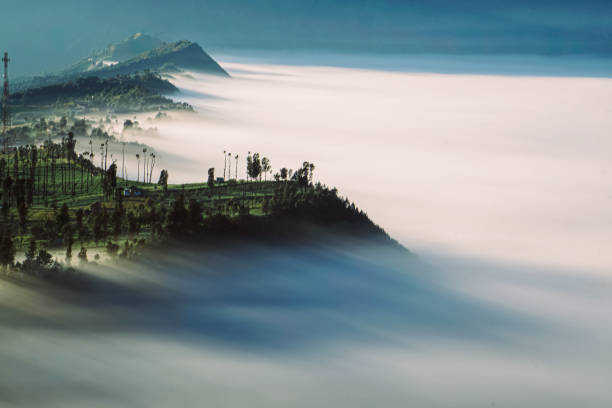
[216,177,225,184]
[123,186,143,197]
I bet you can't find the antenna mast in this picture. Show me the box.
[2,52,10,153]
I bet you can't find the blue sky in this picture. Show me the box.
[3,0,611,75]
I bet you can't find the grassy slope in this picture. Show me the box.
[0,151,276,251]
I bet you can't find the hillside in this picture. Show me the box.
[0,134,400,277]
[92,33,164,63]
[59,33,164,76]
[95,40,229,78]
[9,72,191,115]
[14,37,229,92]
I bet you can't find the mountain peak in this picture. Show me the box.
[115,39,229,77]
[95,33,164,62]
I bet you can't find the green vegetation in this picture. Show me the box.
[0,130,391,279]
[10,72,191,115]
[14,36,229,93]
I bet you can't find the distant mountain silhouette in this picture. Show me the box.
[96,40,229,77]
[61,34,229,78]
[97,32,164,62]
[15,35,229,91]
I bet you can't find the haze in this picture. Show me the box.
[2,9,612,403]
[125,55,612,273]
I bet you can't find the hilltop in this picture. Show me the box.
[94,40,229,78]
[61,33,164,75]
[14,35,229,92]
[0,128,402,280]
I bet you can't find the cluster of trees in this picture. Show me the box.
[134,145,156,183]
[220,151,274,183]
[246,153,273,182]
[0,108,384,277]
[0,133,106,215]
[0,149,389,277]
[11,72,191,113]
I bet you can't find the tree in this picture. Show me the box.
[17,200,28,232]
[3,175,13,206]
[1,200,8,221]
[187,199,203,234]
[25,239,37,263]
[111,207,123,237]
[57,203,70,231]
[75,209,84,237]
[158,169,169,193]
[66,132,77,195]
[223,150,227,180]
[148,153,156,183]
[136,153,140,182]
[227,152,232,181]
[77,247,88,264]
[280,167,288,181]
[247,153,262,181]
[63,224,74,262]
[246,154,252,182]
[294,161,315,187]
[0,158,6,183]
[166,194,188,237]
[127,211,138,236]
[142,148,147,183]
[207,168,215,189]
[234,154,239,180]
[103,163,117,199]
[262,157,271,181]
[0,230,16,270]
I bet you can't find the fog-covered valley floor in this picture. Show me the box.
[2,242,611,407]
[2,54,612,406]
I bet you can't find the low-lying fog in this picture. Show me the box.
[2,243,611,407]
[123,57,612,273]
[3,54,612,406]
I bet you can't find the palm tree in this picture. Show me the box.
[246,151,251,181]
[234,154,239,180]
[223,150,227,180]
[104,136,109,172]
[89,152,95,192]
[227,152,232,181]
[148,153,156,183]
[80,152,86,192]
[121,142,125,182]
[142,148,147,184]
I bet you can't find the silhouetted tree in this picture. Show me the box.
[63,224,74,262]
[207,168,215,190]
[0,230,16,270]
[158,169,169,193]
[234,154,239,180]
[166,194,188,237]
[223,150,227,180]
[77,247,88,264]
[57,203,70,231]
[262,157,271,181]
[247,153,262,181]
[280,167,288,181]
